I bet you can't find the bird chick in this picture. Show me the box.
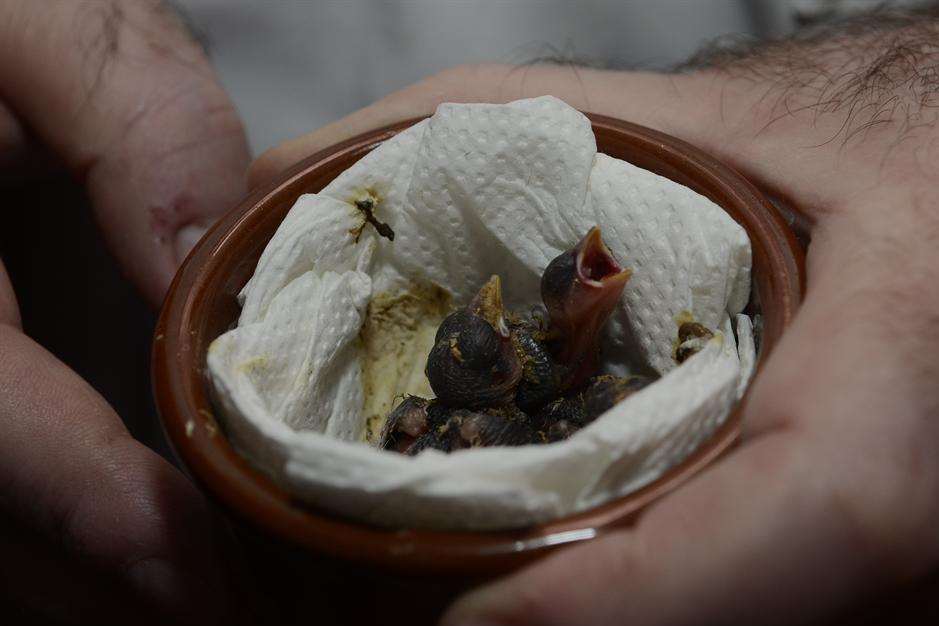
[535,374,655,442]
[538,226,633,392]
[425,275,522,409]
[438,405,534,451]
[381,398,534,455]
[581,374,654,418]
[509,316,566,412]
[378,395,434,455]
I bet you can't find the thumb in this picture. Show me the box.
[0,0,249,306]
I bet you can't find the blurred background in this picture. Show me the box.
[1,0,897,458]
[177,0,798,155]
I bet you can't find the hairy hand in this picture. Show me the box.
[0,1,249,623]
[251,10,939,625]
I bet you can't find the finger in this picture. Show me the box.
[442,432,925,626]
[247,61,892,228]
[442,387,911,624]
[247,64,689,189]
[0,322,238,623]
[442,210,939,626]
[443,436,836,626]
[0,0,250,306]
[0,515,166,625]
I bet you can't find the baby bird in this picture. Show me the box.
[425,275,522,409]
[512,227,632,411]
[509,316,563,412]
[377,395,433,455]
[536,374,654,442]
[541,226,633,388]
[432,406,534,452]
[380,398,533,455]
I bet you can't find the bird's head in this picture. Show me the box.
[541,227,632,377]
[426,275,522,408]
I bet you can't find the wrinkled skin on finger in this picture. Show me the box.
[0,264,247,624]
[0,0,249,306]
[253,12,939,626]
[0,0,253,623]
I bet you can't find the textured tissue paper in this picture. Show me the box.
[207,96,754,530]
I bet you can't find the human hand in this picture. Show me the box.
[250,10,939,625]
[1,1,249,623]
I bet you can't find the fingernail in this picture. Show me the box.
[174,223,208,265]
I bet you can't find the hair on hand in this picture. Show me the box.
[69,0,215,123]
[678,5,939,151]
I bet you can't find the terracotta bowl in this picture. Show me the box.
[152,114,804,581]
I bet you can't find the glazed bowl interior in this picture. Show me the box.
[153,113,804,577]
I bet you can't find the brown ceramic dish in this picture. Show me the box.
[152,113,805,578]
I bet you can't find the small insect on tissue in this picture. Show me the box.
[352,197,395,242]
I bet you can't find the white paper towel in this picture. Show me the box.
[207,96,753,530]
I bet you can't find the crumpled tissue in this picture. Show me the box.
[208,96,754,530]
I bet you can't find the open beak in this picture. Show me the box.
[566,227,632,329]
[551,227,632,382]
[469,275,510,338]
[574,226,632,292]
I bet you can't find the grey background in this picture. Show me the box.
[177,0,801,155]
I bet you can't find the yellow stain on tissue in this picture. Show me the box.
[359,283,452,443]
[674,310,696,326]
[348,187,380,206]
[236,356,269,374]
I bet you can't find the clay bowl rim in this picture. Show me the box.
[152,112,805,577]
